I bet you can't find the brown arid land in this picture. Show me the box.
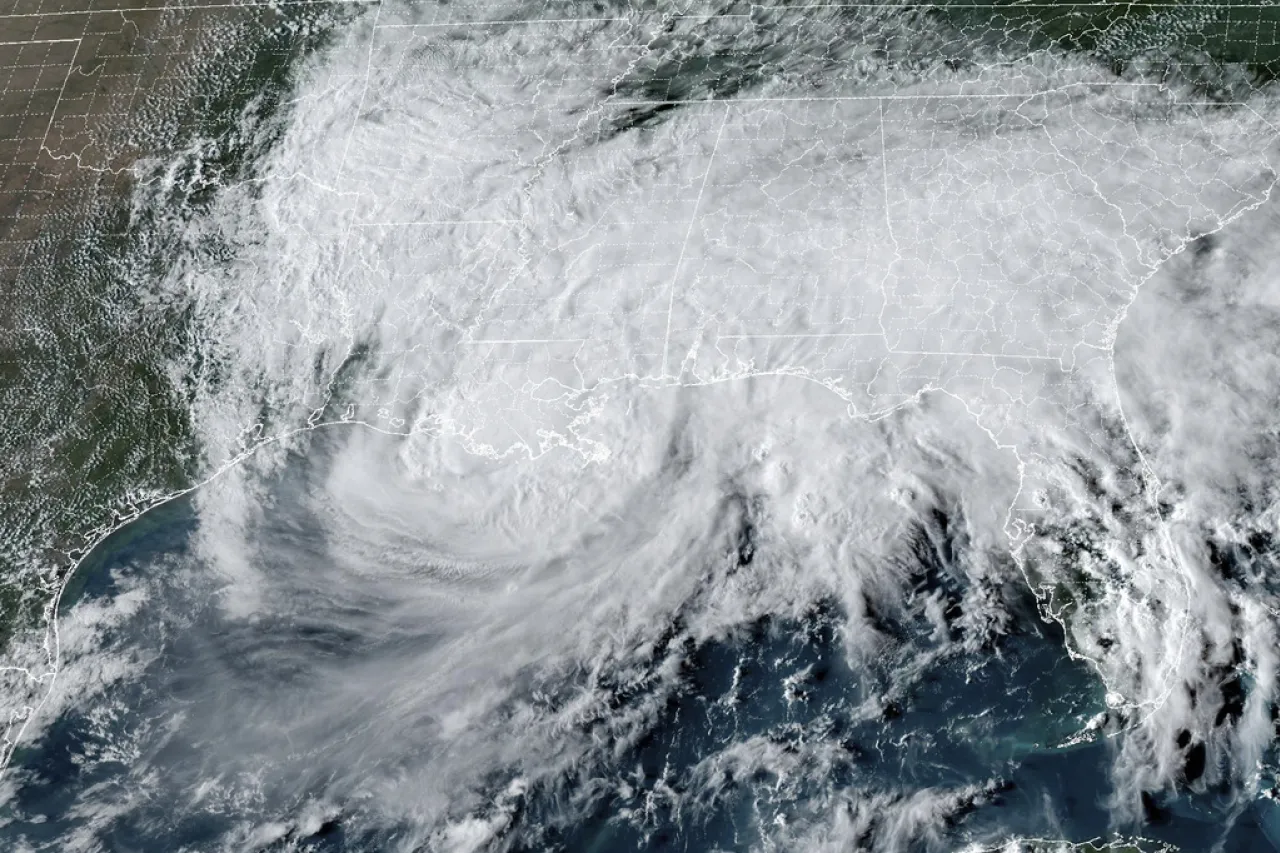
[0,0,349,769]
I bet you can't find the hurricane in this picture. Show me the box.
[3,1,1280,851]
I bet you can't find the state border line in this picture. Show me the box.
[0,0,373,20]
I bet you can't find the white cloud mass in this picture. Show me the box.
[8,0,1280,850]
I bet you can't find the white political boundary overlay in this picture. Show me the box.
[322,9,1280,734]
[2,4,1278,813]
[0,32,84,764]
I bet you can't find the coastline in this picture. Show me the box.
[0,0,363,780]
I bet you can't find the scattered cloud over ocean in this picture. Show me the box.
[8,0,1280,849]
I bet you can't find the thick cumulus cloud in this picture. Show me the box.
[10,0,1280,849]
[5,383,1044,851]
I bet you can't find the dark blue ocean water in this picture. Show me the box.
[3,486,1280,852]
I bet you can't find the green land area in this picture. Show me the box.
[0,0,351,656]
[0,0,1275,734]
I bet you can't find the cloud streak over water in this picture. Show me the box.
[7,1,1280,850]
